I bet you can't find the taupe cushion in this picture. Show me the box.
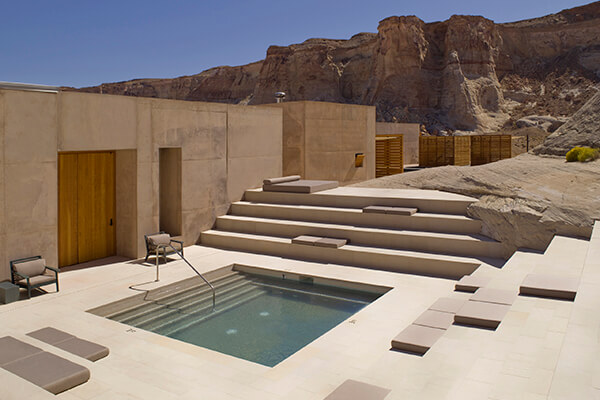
[14,258,46,277]
[263,175,301,185]
[28,327,110,362]
[148,234,171,247]
[3,351,90,394]
[455,275,490,293]
[325,379,391,400]
[314,238,348,248]
[470,288,516,306]
[291,235,322,245]
[263,180,339,193]
[17,273,55,287]
[0,336,43,366]
[428,297,466,314]
[454,301,509,329]
[519,274,579,300]
[391,324,445,355]
[413,310,455,330]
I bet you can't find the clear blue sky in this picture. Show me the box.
[0,0,591,88]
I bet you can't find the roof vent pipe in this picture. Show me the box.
[275,91,286,103]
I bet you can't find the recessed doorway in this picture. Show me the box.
[58,151,116,267]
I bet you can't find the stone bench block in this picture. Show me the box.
[519,274,579,301]
[362,206,418,216]
[471,288,516,305]
[455,275,490,293]
[413,310,455,330]
[324,379,391,400]
[314,238,348,248]
[291,235,322,245]
[428,297,466,314]
[391,324,445,355]
[454,301,510,329]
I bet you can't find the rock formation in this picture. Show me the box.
[75,2,600,132]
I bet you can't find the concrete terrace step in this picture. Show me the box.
[216,215,505,259]
[231,201,482,235]
[200,230,483,279]
[243,187,477,215]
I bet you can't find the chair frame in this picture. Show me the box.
[10,255,59,299]
[143,231,184,263]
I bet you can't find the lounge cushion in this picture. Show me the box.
[519,274,578,301]
[3,351,90,394]
[362,206,389,214]
[470,288,516,306]
[17,273,55,287]
[391,324,445,355]
[28,327,109,362]
[263,175,300,185]
[428,297,466,314]
[324,379,391,400]
[147,234,171,247]
[362,206,417,216]
[263,180,339,193]
[13,258,46,277]
[291,235,322,245]
[0,336,42,366]
[454,301,509,329]
[455,275,490,293]
[314,238,348,248]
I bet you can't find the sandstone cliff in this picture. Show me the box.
[76,2,600,132]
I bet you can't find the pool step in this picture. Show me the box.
[216,215,505,259]
[244,188,476,215]
[109,273,245,323]
[118,277,251,328]
[146,285,266,335]
[200,230,483,279]
[231,201,482,235]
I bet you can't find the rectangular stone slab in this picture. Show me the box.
[291,235,322,245]
[391,324,445,355]
[454,301,510,329]
[314,237,348,248]
[520,274,579,301]
[413,309,455,330]
[428,297,466,314]
[2,351,90,394]
[455,275,491,293]
[27,327,109,362]
[385,207,418,216]
[324,379,391,400]
[470,288,516,305]
[263,180,338,193]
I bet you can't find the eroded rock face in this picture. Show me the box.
[75,3,600,132]
[533,91,600,155]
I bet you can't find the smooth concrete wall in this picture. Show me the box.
[0,89,282,281]
[267,101,375,185]
[376,122,420,165]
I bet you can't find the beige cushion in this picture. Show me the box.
[263,180,339,193]
[362,206,388,214]
[325,379,391,400]
[455,275,490,293]
[385,207,418,216]
[291,235,322,245]
[519,274,578,300]
[14,258,45,277]
[263,175,301,185]
[17,274,55,287]
[2,351,90,394]
[28,327,109,362]
[391,324,445,355]
[454,301,510,329]
[314,238,348,248]
[470,288,516,305]
[413,310,455,330]
[148,234,171,247]
[428,297,466,314]
[27,327,74,345]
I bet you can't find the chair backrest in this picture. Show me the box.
[145,233,171,249]
[12,257,46,277]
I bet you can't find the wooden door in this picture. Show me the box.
[58,152,116,267]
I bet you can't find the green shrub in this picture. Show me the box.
[566,146,599,162]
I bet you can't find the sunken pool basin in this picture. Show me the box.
[89,265,388,367]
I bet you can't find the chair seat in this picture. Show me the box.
[17,274,56,287]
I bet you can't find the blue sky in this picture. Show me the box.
[0,0,591,87]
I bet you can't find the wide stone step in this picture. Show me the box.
[216,215,506,259]
[231,201,482,235]
[244,187,477,215]
[200,230,484,279]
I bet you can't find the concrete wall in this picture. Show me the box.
[0,89,282,280]
[267,101,375,185]
[376,122,420,165]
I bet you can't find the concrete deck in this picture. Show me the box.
[0,221,598,399]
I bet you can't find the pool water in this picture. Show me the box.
[170,277,380,366]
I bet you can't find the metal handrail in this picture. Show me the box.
[154,244,216,310]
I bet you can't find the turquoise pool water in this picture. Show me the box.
[169,276,381,366]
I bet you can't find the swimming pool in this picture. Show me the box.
[95,268,386,367]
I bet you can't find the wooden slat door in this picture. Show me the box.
[58,152,115,267]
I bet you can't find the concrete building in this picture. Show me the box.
[0,86,375,280]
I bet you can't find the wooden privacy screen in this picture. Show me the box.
[419,136,471,167]
[376,135,404,177]
[58,152,116,267]
[470,135,512,166]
